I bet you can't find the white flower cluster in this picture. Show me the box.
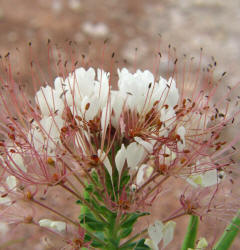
[31,67,223,187]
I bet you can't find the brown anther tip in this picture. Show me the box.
[24,216,33,224]
[91,154,99,163]
[104,38,109,44]
[26,191,33,200]
[47,157,55,166]
[85,103,90,111]
[52,173,59,182]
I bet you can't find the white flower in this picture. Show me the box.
[80,95,100,121]
[65,67,96,107]
[145,220,176,249]
[177,126,186,151]
[186,162,225,188]
[136,164,153,186]
[39,219,66,233]
[111,90,125,128]
[101,106,111,132]
[8,148,27,172]
[95,69,110,107]
[0,176,17,204]
[126,142,146,169]
[160,107,176,137]
[159,77,179,108]
[188,237,208,250]
[117,68,155,113]
[134,137,154,153]
[35,82,64,116]
[0,222,9,235]
[0,186,11,204]
[6,176,17,191]
[115,144,127,176]
[29,115,64,153]
[98,150,112,181]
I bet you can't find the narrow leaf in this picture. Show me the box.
[213,210,240,250]
[181,215,199,250]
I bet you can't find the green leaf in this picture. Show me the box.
[120,172,130,190]
[119,227,133,239]
[79,213,105,231]
[90,232,106,248]
[181,215,199,250]
[134,239,151,250]
[91,170,100,185]
[98,205,116,220]
[120,239,150,250]
[121,212,150,228]
[84,232,106,248]
[105,168,114,198]
[213,210,240,250]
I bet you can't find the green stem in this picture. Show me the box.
[60,183,108,224]
[213,210,240,250]
[181,215,199,250]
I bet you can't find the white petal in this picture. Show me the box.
[134,137,153,153]
[164,77,179,107]
[39,219,66,233]
[177,126,186,151]
[144,238,159,250]
[202,169,222,187]
[8,149,27,173]
[115,144,126,176]
[0,222,9,234]
[126,142,146,169]
[162,221,176,248]
[186,175,203,188]
[0,187,11,204]
[35,85,64,116]
[98,150,112,180]
[81,95,100,121]
[50,221,66,233]
[187,169,224,188]
[39,219,52,227]
[6,176,17,191]
[136,164,148,186]
[148,220,164,247]
[101,106,111,132]
[96,69,110,107]
[196,237,208,248]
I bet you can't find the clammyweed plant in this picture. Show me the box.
[0,41,240,249]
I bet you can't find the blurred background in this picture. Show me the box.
[0,0,240,249]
